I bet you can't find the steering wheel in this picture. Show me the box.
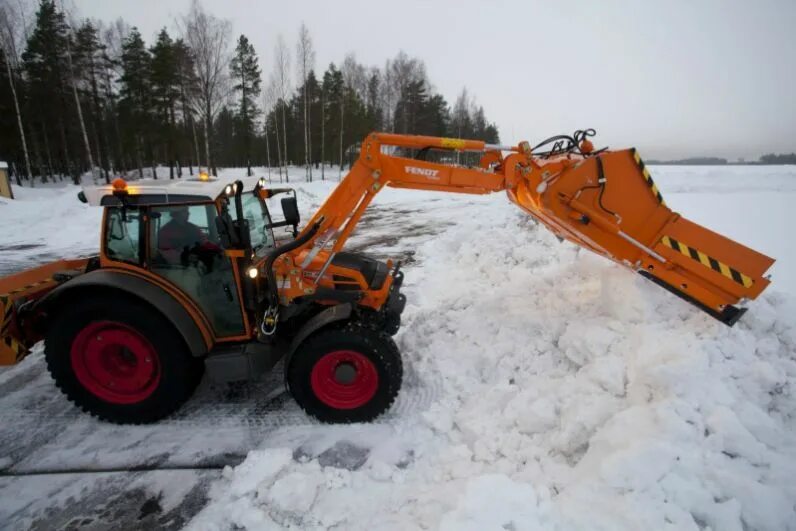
[181,243,222,272]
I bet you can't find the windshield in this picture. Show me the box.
[241,192,274,256]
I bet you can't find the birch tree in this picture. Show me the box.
[274,34,290,180]
[296,23,314,181]
[61,5,95,183]
[265,76,283,180]
[181,0,231,176]
[0,2,33,184]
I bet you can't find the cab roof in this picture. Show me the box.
[81,175,259,207]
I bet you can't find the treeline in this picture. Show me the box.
[0,0,499,186]
[760,153,796,165]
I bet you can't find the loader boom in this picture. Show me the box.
[277,131,774,325]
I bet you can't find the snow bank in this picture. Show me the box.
[185,168,796,531]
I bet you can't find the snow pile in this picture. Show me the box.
[187,173,796,530]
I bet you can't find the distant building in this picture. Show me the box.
[0,162,13,200]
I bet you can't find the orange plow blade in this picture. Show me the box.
[509,148,774,325]
[0,259,89,364]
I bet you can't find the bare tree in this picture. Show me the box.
[380,59,395,131]
[0,1,33,184]
[320,81,325,180]
[296,22,314,181]
[386,51,426,133]
[60,4,96,183]
[274,34,290,181]
[452,88,471,164]
[100,18,128,174]
[181,0,232,176]
[339,53,367,178]
[342,53,367,101]
[261,83,276,181]
[265,76,283,181]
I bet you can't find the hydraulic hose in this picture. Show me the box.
[262,218,324,307]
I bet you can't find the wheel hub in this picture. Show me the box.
[333,362,357,384]
[70,321,161,404]
[310,350,378,410]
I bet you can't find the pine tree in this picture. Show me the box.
[22,0,71,181]
[74,21,110,182]
[150,29,179,178]
[230,34,261,176]
[173,39,199,175]
[119,27,152,179]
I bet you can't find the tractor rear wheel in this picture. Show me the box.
[287,323,402,423]
[45,297,204,424]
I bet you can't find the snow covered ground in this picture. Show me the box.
[0,165,794,530]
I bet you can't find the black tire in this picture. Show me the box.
[287,323,402,423]
[44,296,204,424]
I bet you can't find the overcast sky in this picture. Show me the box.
[72,0,795,160]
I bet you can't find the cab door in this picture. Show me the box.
[147,203,246,338]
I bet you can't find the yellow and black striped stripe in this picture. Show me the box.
[0,295,29,361]
[660,235,753,288]
[0,278,53,298]
[631,148,666,206]
[0,278,52,362]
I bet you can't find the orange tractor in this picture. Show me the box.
[0,130,774,424]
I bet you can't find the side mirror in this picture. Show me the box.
[281,196,300,227]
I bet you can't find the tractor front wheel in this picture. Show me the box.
[45,297,204,424]
[287,323,402,423]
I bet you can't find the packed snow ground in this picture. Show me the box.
[0,165,795,530]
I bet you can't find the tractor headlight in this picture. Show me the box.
[225,184,233,196]
[247,267,258,279]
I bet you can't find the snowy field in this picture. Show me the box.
[0,165,795,530]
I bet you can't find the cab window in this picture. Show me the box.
[104,207,141,264]
[148,203,245,337]
[242,193,274,257]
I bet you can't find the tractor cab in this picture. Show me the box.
[84,176,301,341]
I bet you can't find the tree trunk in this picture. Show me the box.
[203,114,212,176]
[272,117,282,183]
[321,88,325,181]
[280,103,288,182]
[65,37,95,184]
[135,135,144,180]
[28,123,44,184]
[264,121,272,182]
[56,112,73,183]
[4,56,32,182]
[190,116,200,176]
[89,54,109,183]
[12,162,20,186]
[339,95,344,180]
[169,104,176,179]
[303,81,309,181]
[41,122,54,183]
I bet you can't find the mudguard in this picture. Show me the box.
[283,303,352,377]
[37,269,210,356]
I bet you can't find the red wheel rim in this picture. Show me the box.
[70,321,161,404]
[310,350,379,409]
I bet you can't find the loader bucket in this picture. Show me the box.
[0,259,89,364]
[508,148,774,325]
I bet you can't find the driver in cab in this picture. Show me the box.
[157,206,220,267]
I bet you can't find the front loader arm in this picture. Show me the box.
[281,131,773,325]
[298,133,512,257]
